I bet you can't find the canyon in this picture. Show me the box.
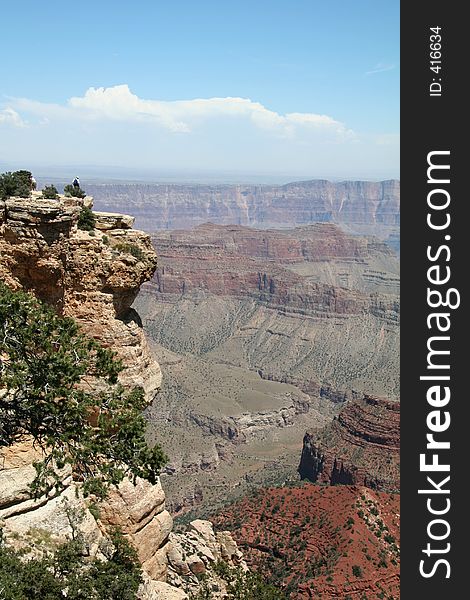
[132,221,400,514]
[298,396,400,492]
[87,179,400,249]
[1,186,400,598]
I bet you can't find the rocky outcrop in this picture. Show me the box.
[0,440,174,579]
[186,394,310,444]
[1,193,248,599]
[298,395,400,491]
[0,192,161,402]
[166,520,247,598]
[88,179,400,243]
[98,477,173,581]
[1,440,243,598]
[0,440,105,559]
[0,193,170,582]
[138,578,189,600]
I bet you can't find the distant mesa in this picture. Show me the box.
[88,178,400,249]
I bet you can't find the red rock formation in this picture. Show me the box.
[150,222,392,263]
[215,484,400,599]
[144,223,399,321]
[298,396,400,492]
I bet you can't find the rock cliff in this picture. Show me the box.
[0,193,244,598]
[0,192,162,401]
[145,223,399,321]
[0,441,244,599]
[298,395,400,491]
[88,179,400,245]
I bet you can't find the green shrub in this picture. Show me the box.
[0,528,142,600]
[42,184,59,199]
[0,170,33,199]
[204,563,287,599]
[114,242,145,261]
[64,183,86,199]
[88,503,101,521]
[77,206,96,231]
[190,582,212,599]
[0,283,167,499]
[213,560,232,579]
[227,569,287,599]
[352,565,363,578]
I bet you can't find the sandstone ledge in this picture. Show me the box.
[0,192,162,403]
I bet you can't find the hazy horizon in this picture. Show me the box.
[0,161,399,187]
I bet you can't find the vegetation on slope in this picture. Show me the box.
[77,205,96,230]
[0,283,285,599]
[0,528,142,600]
[0,282,167,499]
[215,484,400,599]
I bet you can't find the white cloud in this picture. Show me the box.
[365,63,396,76]
[7,84,350,137]
[0,107,27,128]
[0,85,398,179]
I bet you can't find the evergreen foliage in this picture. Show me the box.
[64,184,86,199]
[42,185,59,199]
[0,283,167,499]
[191,563,288,599]
[0,170,33,199]
[77,206,96,231]
[0,528,142,599]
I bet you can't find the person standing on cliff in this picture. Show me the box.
[72,176,80,191]
[31,175,37,191]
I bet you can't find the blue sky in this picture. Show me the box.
[0,1,399,181]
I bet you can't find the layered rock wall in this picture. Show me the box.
[298,395,400,491]
[88,179,400,239]
[145,223,399,322]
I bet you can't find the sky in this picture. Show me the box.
[0,1,399,182]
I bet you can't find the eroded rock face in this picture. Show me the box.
[0,193,168,580]
[1,194,245,599]
[0,192,161,402]
[98,477,173,580]
[88,179,400,244]
[145,223,399,321]
[138,577,189,600]
[166,519,247,598]
[298,395,400,491]
[0,440,104,559]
